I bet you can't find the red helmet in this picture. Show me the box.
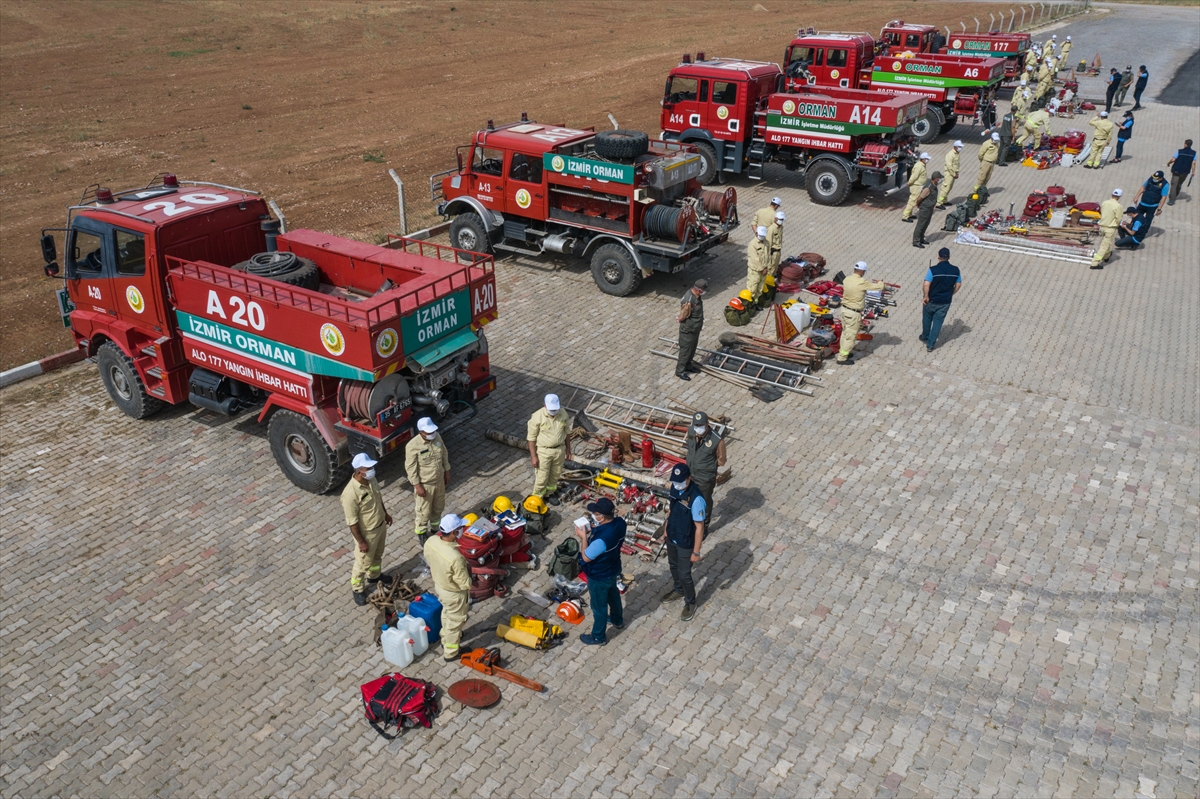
[728,298,745,311]
[555,600,584,625]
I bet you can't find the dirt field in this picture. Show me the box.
[1,0,1008,370]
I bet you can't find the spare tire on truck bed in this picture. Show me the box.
[231,251,320,291]
[594,130,650,160]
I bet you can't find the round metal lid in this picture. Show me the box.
[448,679,501,708]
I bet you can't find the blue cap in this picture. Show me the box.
[586,497,616,517]
[671,463,691,481]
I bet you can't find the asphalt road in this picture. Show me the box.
[1159,48,1200,106]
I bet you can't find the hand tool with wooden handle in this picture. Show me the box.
[460,648,544,692]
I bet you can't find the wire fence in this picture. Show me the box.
[940,0,1090,37]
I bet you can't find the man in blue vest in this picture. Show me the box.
[1167,140,1196,206]
[575,497,626,646]
[1115,207,1153,250]
[661,464,707,622]
[920,247,962,352]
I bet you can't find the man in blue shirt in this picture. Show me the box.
[1116,207,1153,250]
[1167,140,1196,205]
[920,247,962,352]
[1133,171,1169,216]
[661,464,707,621]
[575,498,626,646]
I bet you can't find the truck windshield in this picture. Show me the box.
[666,76,698,103]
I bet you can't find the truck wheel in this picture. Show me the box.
[692,141,719,186]
[912,107,945,144]
[97,341,163,419]
[589,243,642,296]
[450,213,491,254]
[940,114,958,136]
[805,161,852,206]
[232,252,320,291]
[268,410,347,493]
[594,130,650,160]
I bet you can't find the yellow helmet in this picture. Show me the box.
[763,274,776,288]
[523,495,548,515]
[492,495,514,514]
[462,512,479,526]
[738,289,754,302]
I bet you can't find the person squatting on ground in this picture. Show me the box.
[837,262,885,365]
[920,247,962,352]
[661,464,706,623]
[424,514,472,661]
[675,278,707,381]
[526,393,570,504]
[404,416,450,543]
[342,452,393,606]
[575,498,626,646]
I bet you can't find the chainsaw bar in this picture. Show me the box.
[448,678,502,708]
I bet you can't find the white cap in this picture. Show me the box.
[775,210,786,221]
[992,132,1001,141]
[953,140,963,148]
[544,393,560,411]
[1099,111,1108,117]
[1112,188,1123,197]
[1052,34,1057,39]
[1066,35,1071,41]
[853,261,867,272]
[756,225,767,238]
[351,452,378,470]
[1027,65,1033,71]
[771,196,782,205]
[438,514,464,533]
[417,417,438,434]
[919,152,931,161]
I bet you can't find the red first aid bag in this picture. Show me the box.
[361,673,438,739]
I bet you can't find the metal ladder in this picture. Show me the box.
[653,338,820,396]
[557,383,731,450]
[747,111,768,180]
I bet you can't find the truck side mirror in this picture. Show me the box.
[457,152,464,172]
[44,262,60,277]
[41,233,56,263]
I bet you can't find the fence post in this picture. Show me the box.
[989,13,995,31]
[388,169,407,235]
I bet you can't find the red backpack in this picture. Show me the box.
[360,673,439,739]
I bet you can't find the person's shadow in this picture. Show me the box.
[936,319,972,346]
[695,537,753,604]
[711,486,765,530]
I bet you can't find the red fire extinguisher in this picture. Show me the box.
[641,437,655,468]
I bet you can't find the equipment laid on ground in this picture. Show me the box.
[407,593,443,644]
[448,679,502,709]
[460,648,545,692]
[653,337,819,397]
[42,175,499,493]
[555,600,586,625]
[557,383,731,455]
[360,673,439,738]
[661,60,925,202]
[497,616,567,649]
[433,116,738,296]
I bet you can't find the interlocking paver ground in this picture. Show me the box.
[3,4,1198,797]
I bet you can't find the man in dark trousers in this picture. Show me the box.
[1105,68,1120,114]
[686,412,726,530]
[1116,65,1134,107]
[661,464,706,622]
[912,171,943,249]
[675,278,707,380]
[996,107,1017,167]
[1167,140,1196,205]
[1115,207,1153,250]
[920,247,962,352]
[1132,66,1149,110]
[575,498,626,646]
[931,30,946,54]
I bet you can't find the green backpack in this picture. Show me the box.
[546,537,581,579]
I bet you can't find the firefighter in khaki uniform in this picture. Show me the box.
[1085,112,1116,168]
[1091,189,1124,270]
[527,393,570,504]
[901,152,931,221]
[404,416,450,540]
[936,141,963,208]
[975,133,1000,191]
[752,197,781,231]
[745,226,770,299]
[836,262,886,365]
[424,514,472,661]
[342,452,393,606]
[767,211,785,278]
[1017,108,1051,150]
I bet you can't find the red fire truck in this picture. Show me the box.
[660,56,925,204]
[877,20,1031,86]
[783,32,1006,142]
[41,175,497,492]
[433,116,738,297]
